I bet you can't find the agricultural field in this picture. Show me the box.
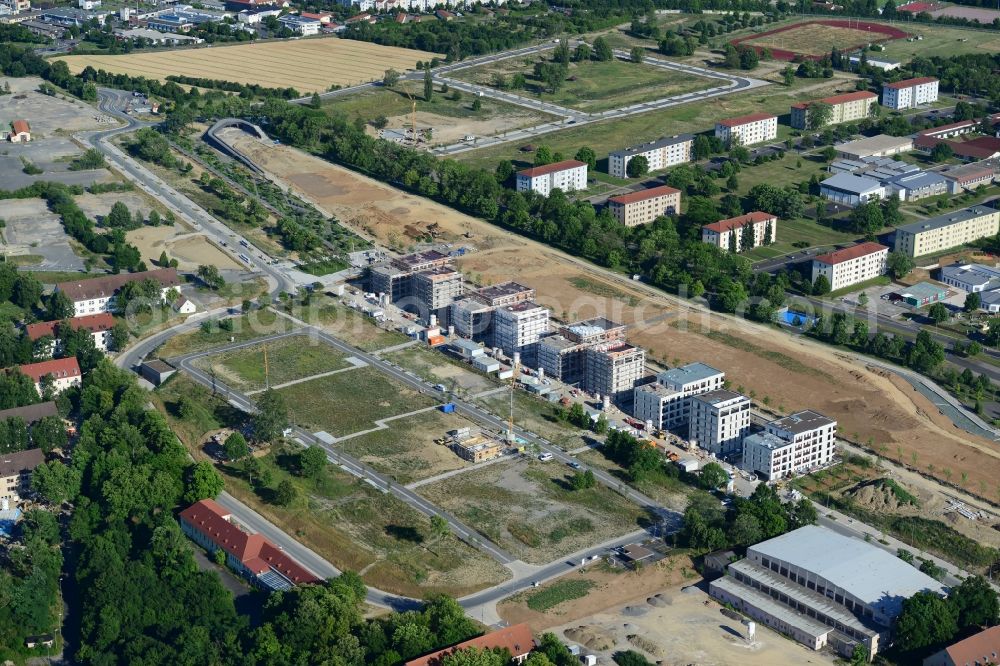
[55,38,439,93]
[191,333,354,393]
[451,57,716,112]
[732,20,909,60]
[337,409,481,485]
[383,345,497,395]
[286,295,411,351]
[155,375,508,597]
[276,366,438,437]
[418,457,648,564]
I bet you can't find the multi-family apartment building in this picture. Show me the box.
[450,281,534,343]
[714,112,778,146]
[582,342,645,407]
[0,448,43,502]
[632,362,725,430]
[493,301,549,365]
[790,91,878,130]
[412,265,463,324]
[607,186,682,227]
[537,317,626,385]
[689,389,750,457]
[608,134,694,178]
[701,211,777,253]
[742,410,837,480]
[0,0,31,13]
[370,250,459,320]
[894,205,1000,258]
[810,242,889,292]
[16,357,82,396]
[515,160,588,196]
[25,313,115,356]
[882,76,939,111]
[56,268,180,316]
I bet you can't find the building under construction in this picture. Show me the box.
[450,281,535,343]
[448,429,505,463]
[537,318,632,390]
[493,300,550,366]
[369,250,459,322]
[583,342,645,407]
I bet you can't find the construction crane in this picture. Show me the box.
[507,356,520,444]
[402,89,417,145]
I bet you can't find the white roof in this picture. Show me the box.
[750,525,946,619]
[821,173,884,195]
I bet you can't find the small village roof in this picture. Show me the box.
[517,159,586,178]
[16,357,81,383]
[702,211,775,233]
[55,268,179,303]
[883,76,937,90]
[716,112,776,127]
[813,242,888,266]
[404,624,534,666]
[932,625,1000,666]
[608,185,681,205]
[11,120,29,135]
[791,90,877,110]
[25,313,115,341]
[0,448,44,478]
[0,401,58,425]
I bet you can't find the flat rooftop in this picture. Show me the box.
[610,134,694,158]
[835,133,913,155]
[694,388,746,405]
[896,205,997,235]
[898,281,947,301]
[940,262,1000,287]
[658,362,723,387]
[768,409,835,435]
[415,266,462,279]
[635,382,680,398]
[821,172,883,194]
[502,300,546,313]
[743,431,792,452]
[393,249,450,269]
[477,281,532,301]
[565,317,623,337]
[538,334,580,352]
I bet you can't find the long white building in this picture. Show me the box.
[894,205,1000,258]
[608,134,693,178]
[689,389,750,457]
[56,268,180,316]
[882,76,939,111]
[515,160,587,196]
[810,242,889,292]
[742,410,837,480]
[714,112,777,147]
[632,362,725,430]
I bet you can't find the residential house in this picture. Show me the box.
[894,206,1000,258]
[405,624,534,666]
[882,76,939,110]
[17,357,82,396]
[811,242,888,292]
[55,268,180,316]
[607,186,681,227]
[0,448,43,502]
[25,312,116,355]
[9,119,29,142]
[790,91,878,130]
[515,160,588,196]
[701,211,777,253]
[608,134,693,178]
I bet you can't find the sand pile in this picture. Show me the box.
[564,625,615,651]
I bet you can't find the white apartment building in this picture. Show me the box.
[714,113,778,147]
[882,76,939,111]
[493,301,549,365]
[607,185,681,227]
[810,242,889,292]
[25,313,115,357]
[0,448,43,503]
[608,134,694,178]
[632,362,724,430]
[742,410,837,480]
[790,91,878,130]
[894,206,1000,258]
[689,389,751,457]
[17,357,82,396]
[701,211,777,253]
[56,268,181,316]
[583,342,644,406]
[515,160,588,196]
[278,14,320,34]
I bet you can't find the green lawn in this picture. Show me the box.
[159,308,293,358]
[194,334,352,392]
[876,22,1000,61]
[287,296,411,352]
[826,274,892,299]
[452,57,716,113]
[277,366,438,437]
[477,390,583,449]
[526,579,595,611]
[384,345,497,395]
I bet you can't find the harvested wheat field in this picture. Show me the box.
[55,38,439,92]
[225,133,1000,504]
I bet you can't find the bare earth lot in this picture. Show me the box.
[222,136,1000,505]
[741,23,891,57]
[0,197,84,271]
[384,345,497,395]
[56,39,439,93]
[419,457,646,564]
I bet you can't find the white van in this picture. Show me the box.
[538,452,554,462]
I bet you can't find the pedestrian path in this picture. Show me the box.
[245,358,367,395]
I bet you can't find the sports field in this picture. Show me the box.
[733,20,909,61]
[55,38,438,92]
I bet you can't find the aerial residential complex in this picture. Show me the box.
[607,134,694,178]
[450,281,534,342]
[711,525,947,660]
[881,76,939,111]
[583,342,645,406]
[790,91,878,130]
[632,362,725,430]
[370,249,459,319]
[689,389,751,457]
[894,205,1000,258]
[515,160,588,196]
[607,186,681,227]
[55,268,180,316]
[701,211,777,253]
[742,410,837,480]
[714,112,778,146]
[810,242,889,292]
[537,317,627,385]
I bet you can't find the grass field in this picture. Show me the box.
[384,345,497,395]
[277,366,438,437]
[155,376,508,597]
[338,409,477,485]
[878,22,1000,60]
[419,458,647,564]
[288,296,411,351]
[192,334,352,393]
[452,57,716,112]
[525,579,595,611]
[741,23,897,58]
[477,390,583,449]
[55,38,439,93]
[159,308,291,358]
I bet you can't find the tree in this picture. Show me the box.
[738,46,759,70]
[807,101,833,130]
[964,292,982,313]
[148,209,160,226]
[299,446,327,479]
[310,92,321,109]
[593,37,613,61]
[574,146,596,171]
[553,38,570,65]
[570,470,597,490]
[274,479,296,506]
[728,513,762,547]
[110,322,129,351]
[887,251,915,279]
[383,69,400,87]
[429,515,450,541]
[699,462,728,490]
[626,155,649,178]
[31,459,80,505]
[183,461,224,503]
[630,46,644,64]
[106,201,133,228]
[31,415,67,454]
[909,330,945,373]
[850,643,868,666]
[197,264,225,290]
[896,591,958,650]
[950,575,999,630]
[848,201,884,235]
[12,274,42,309]
[723,44,740,69]
[253,389,288,442]
[423,65,433,102]
[223,432,249,461]
[812,274,831,296]
[930,142,954,163]
[573,43,591,62]
[739,221,754,252]
[534,145,553,166]
[928,302,949,324]
[46,289,74,320]
[726,173,739,192]
[613,651,654,666]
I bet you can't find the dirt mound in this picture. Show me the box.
[564,625,615,651]
[623,605,649,617]
[844,480,900,513]
[628,634,661,656]
[647,593,672,607]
